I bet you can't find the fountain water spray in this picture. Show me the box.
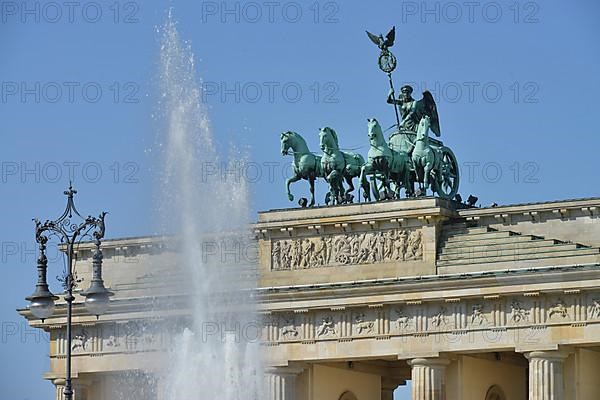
[156,10,262,400]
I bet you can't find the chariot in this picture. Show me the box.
[388,126,460,200]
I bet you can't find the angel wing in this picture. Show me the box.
[366,30,381,47]
[422,91,441,136]
[384,26,396,48]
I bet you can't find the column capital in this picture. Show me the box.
[526,350,567,400]
[408,357,451,367]
[524,350,569,361]
[409,357,450,400]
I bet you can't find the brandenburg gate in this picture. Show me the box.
[20,196,600,399]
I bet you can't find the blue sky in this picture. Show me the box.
[1,0,599,398]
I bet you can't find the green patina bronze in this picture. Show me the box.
[280,26,460,206]
[319,127,364,205]
[359,118,412,201]
[280,131,323,207]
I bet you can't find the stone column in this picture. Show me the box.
[53,379,66,400]
[525,351,568,400]
[408,358,450,400]
[265,367,304,400]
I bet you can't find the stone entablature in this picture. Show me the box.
[259,265,600,363]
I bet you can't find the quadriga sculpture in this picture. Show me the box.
[281,117,459,206]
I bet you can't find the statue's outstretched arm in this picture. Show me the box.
[387,88,401,105]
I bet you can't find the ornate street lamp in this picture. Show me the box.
[25,185,113,400]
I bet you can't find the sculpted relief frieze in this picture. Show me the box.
[271,228,423,270]
[53,321,166,357]
[264,292,600,345]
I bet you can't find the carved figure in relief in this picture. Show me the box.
[356,234,372,263]
[72,329,89,352]
[548,299,569,319]
[377,232,386,261]
[589,298,600,319]
[311,239,320,267]
[293,240,302,269]
[431,307,447,328]
[384,231,395,259]
[354,313,374,334]
[272,241,281,270]
[471,304,488,325]
[510,300,529,323]
[280,240,291,270]
[407,230,423,260]
[395,308,411,330]
[105,335,119,347]
[301,239,313,268]
[324,236,333,264]
[332,236,350,265]
[316,316,336,337]
[393,230,409,260]
[280,315,300,339]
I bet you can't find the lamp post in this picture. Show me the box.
[25,185,113,400]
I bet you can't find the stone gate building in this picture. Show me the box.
[20,197,600,400]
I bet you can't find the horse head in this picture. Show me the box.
[416,115,431,142]
[280,131,295,155]
[281,130,309,156]
[367,118,385,145]
[319,126,338,155]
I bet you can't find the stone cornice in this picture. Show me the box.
[255,263,600,310]
[254,197,459,236]
[19,263,600,328]
[459,197,600,222]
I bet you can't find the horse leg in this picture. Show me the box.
[345,175,355,201]
[424,161,434,194]
[309,177,316,207]
[404,166,414,198]
[371,174,381,201]
[382,170,393,200]
[335,175,345,204]
[414,160,424,192]
[286,175,301,201]
[359,165,372,201]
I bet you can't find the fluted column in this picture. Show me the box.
[265,367,304,400]
[525,351,568,400]
[53,379,66,400]
[408,358,450,400]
